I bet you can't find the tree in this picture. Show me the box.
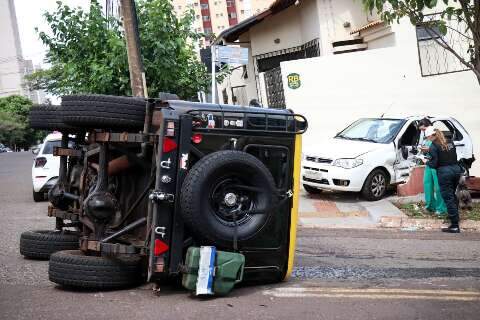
[0,95,43,150]
[361,0,480,84]
[27,0,210,99]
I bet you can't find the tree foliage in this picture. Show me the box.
[27,0,210,99]
[361,0,480,84]
[0,95,43,149]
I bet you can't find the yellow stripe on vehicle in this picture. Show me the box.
[285,134,302,280]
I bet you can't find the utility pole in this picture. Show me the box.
[119,0,147,97]
[211,45,216,103]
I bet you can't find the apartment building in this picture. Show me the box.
[173,0,274,45]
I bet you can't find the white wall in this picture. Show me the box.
[249,7,304,56]
[282,19,480,175]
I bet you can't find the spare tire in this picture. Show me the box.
[20,230,79,260]
[180,150,277,248]
[29,105,77,131]
[61,94,146,130]
[49,250,142,290]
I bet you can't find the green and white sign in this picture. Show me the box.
[287,73,301,89]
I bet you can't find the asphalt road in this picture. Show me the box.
[1,152,480,320]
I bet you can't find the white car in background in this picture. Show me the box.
[32,133,63,201]
[302,116,474,201]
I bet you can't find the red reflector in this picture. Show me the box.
[154,239,169,256]
[163,138,177,153]
[191,134,203,144]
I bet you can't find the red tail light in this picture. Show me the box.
[162,137,177,153]
[154,239,169,256]
[34,157,47,168]
[191,134,203,144]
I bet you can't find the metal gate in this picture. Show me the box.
[254,39,320,109]
[263,67,285,109]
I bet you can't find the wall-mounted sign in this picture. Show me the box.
[217,46,249,65]
[287,73,301,89]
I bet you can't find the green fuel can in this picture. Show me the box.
[182,247,245,296]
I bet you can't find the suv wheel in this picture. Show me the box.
[29,105,77,131]
[49,250,142,289]
[61,94,146,130]
[180,150,277,248]
[303,184,323,194]
[361,169,388,201]
[20,230,79,260]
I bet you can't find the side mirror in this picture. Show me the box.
[31,148,39,155]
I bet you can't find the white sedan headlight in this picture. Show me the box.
[332,158,363,169]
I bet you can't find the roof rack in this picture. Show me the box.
[187,109,308,134]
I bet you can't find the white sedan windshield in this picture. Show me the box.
[336,118,404,144]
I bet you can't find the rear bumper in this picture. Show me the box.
[33,176,58,193]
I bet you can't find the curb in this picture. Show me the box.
[379,216,480,231]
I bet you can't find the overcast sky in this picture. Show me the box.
[14,0,90,66]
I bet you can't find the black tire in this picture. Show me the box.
[49,250,142,290]
[20,230,79,260]
[29,105,77,131]
[61,94,146,130]
[180,150,277,248]
[361,169,388,201]
[303,184,323,194]
[33,189,44,202]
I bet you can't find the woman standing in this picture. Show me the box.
[424,127,462,233]
[418,119,447,215]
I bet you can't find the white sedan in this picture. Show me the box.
[302,116,474,200]
[32,133,63,201]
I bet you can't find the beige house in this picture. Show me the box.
[214,0,396,107]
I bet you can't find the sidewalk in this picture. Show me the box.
[298,190,404,228]
[299,190,480,231]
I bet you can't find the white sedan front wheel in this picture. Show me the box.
[361,169,388,201]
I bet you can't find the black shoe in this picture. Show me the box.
[442,225,460,233]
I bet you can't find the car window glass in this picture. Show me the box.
[433,120,462,141]
[337,119,403,143]
[41,140,61,154]
[399,123,419,146]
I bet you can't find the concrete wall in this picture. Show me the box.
[281,19,480,175]
[316,0,372,55]
[249,7,304,56]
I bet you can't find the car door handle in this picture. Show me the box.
[455,143,465,147]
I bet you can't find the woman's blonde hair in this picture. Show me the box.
[433,129,449,150]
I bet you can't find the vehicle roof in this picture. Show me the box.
[44,132,62,141]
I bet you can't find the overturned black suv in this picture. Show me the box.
[21,95,307,290]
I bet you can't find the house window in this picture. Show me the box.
[200,3,209,9]
[204,27,212,34]
[178,5,182,9]
[228,12,237,19]
[240,10,244,14]
[216,13,220,17]
[226,0,234,7]
[196,15,200,19]
[202,15,210,21]
[194,2,198,6]
[416,25,442,41]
